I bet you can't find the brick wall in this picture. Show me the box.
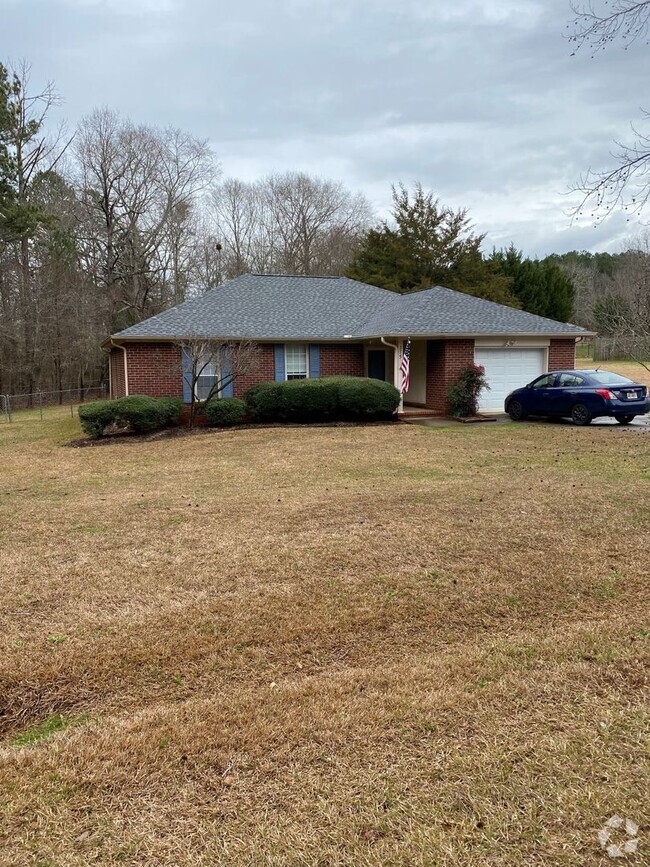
[320,343,365,377]
[109,348,126,398]
[425,339,475,412]
[548,338,577,371]
[233,343,276,398]
[126,343,183,398]
[112,341,367,401]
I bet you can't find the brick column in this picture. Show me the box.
[548,338,577,371]
[425,339,475,413]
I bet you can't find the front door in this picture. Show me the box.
[367,349,386,380]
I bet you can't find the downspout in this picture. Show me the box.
[100,342,112,399]
[380,336,403,413]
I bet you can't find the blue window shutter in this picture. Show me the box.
[181,347,193,404]
[274,344,285,381]
[220,346,234,397]
[309,344,320,379]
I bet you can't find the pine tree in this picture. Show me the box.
[0,63,15,233]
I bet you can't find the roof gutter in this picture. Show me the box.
[106,330,595,344]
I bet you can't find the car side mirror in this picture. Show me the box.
[526,383,532,390]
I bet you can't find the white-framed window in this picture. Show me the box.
[195,352,219,400]
[285,344,308,380]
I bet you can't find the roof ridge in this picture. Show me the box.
[249,272,344,279]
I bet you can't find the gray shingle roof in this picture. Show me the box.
[113,274,392,341]
[112,273,589,341]
[361,284,588,337]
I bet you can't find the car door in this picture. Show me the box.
[523,373,558,416]
[555,372,588,416]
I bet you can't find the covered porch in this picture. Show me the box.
[362,337,477,415]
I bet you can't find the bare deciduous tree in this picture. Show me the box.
[569,1,650,52]
[209,172,372,279]
[569,2,650,218]
[175,336,260,427]
[264,172,372,275]
[75,109,218,326]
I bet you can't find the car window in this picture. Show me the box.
[531,374,556,389]
[587,371,635,385]
[558,373,585,387]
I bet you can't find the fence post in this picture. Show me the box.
[6,395,11,423]
[38,390,43,421]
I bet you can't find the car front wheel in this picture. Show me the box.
[507,399,526,421]
[615,415,635,425]
[571,403,592,426]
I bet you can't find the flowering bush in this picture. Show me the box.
[447,364,489,417]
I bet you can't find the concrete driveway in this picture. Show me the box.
[406,414,650,430]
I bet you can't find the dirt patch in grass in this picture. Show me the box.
[0,417,647,865]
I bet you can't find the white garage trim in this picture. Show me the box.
[474,337,550,349]
[474,346,547,413]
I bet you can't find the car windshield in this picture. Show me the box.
[587,371,636,385]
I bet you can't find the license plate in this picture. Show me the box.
[626,392,638,400]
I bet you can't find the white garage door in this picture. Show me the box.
[474,348,546,413]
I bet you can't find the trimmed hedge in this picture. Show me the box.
[244,376,399,423]
[78,395,184,437]
[204,397,247,426]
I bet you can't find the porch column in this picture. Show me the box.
[394,338,403,412]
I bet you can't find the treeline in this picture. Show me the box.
[550,249,650,340]
[3,60,627,399]
[0,64,379,395]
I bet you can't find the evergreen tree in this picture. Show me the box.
[0,63,15,232]
[490,245,575,322]
[347,183,518,305]
[0,64,54,244]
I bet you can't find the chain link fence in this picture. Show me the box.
[0,385,107,423]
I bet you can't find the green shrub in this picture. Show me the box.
[151,397,184,428]
[446,364,489,417]
[78,400,120,438]
[204,397,247,426]
[243,381,281,422]
[287,378,340,421]
[336,377,400,420]
[114,396,183,433]
[78,395,183,437]
[244,377,400,423]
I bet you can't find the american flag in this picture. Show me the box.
[399,339,411,394]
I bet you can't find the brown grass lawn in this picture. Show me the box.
[0,408,648,866]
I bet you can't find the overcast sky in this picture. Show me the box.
[1,0,648,257]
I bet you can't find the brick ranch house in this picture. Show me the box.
[104,274,590,414]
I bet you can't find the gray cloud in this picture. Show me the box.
[1,0,647,256]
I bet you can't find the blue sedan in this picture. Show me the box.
[504,369,650,426]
